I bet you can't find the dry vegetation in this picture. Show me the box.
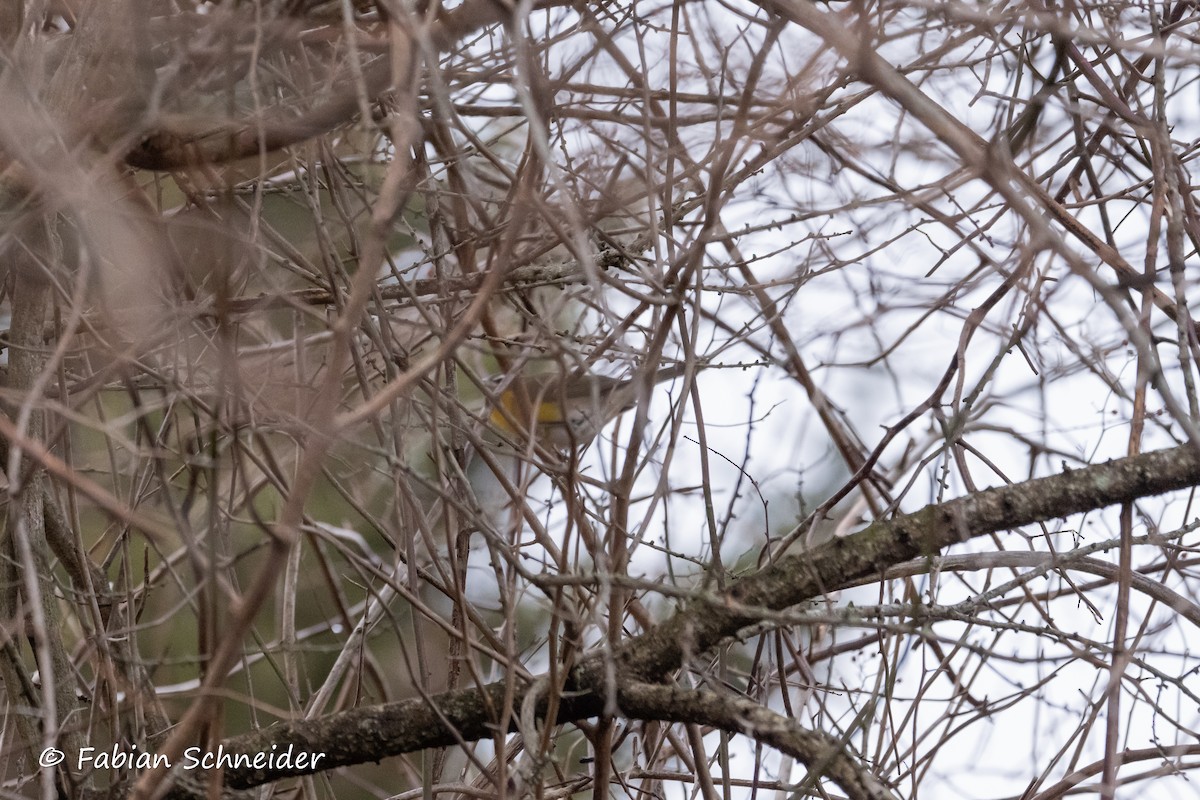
[0,1,1198,799]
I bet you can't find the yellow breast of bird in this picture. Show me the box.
[490,387,569,431]
[489,385,603,446]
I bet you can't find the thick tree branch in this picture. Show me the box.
[616,684,901,800]
[164,442,1200,793]
[125,0,575,170]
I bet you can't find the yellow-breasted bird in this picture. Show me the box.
[486,364,698,450]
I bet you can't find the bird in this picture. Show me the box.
[486,363,698,450]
